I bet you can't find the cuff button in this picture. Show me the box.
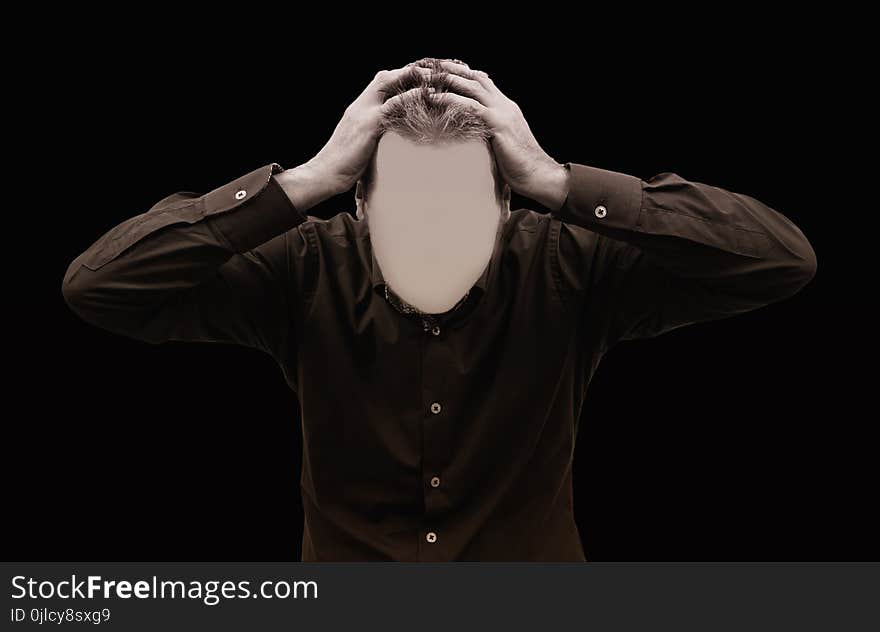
[594,205,607,218]
[235,189,247,201]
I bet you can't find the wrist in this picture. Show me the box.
[527,161,570,212]
[308,155,355,192]
[274,162,343,213]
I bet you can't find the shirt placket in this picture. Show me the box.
[416,311,456,561]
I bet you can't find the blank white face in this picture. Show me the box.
[362,131,506,313]
[364,131,503,228]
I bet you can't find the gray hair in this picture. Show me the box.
[361,57,506,203]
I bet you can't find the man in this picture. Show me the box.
[61,57,817,561]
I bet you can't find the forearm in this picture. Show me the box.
[61,162,308,341]
[524,161,571,212]
[271,160,346,213]
[552,162,817,299]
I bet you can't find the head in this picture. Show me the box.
[355,57,511,225]
[355,57,511,314]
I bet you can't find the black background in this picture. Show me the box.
[9,18,870,561]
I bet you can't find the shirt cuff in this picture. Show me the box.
[206,162,309,253]
[554,162,644,232]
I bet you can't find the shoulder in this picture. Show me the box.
[283,210,365,249]
[285,211,374,278]
[508,208,550,232]
[299,210,365,239]
[506,208,563,253]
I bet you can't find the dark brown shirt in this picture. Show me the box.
[61,161,816,561]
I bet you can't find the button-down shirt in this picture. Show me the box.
[61,161,817,561]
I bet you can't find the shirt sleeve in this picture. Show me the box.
[61,162,314,365]
[552,162,817,352]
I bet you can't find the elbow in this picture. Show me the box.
[61,256,166,345]
[799,239,818,287]
[61,256,106,327]
[61,257,89,319]
[775,231,817,300]
[791,232,818,292]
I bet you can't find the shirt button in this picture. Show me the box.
[430,476,441,488]
[235,189,248,200]
[426,531,437,543]
[594,204,607,218]
[431,325,441,336]
[430,402,442,414]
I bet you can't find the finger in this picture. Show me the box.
[438,60,495,90]
[362,66,431,106]
[371,65,431,92]
[380,86,430,114]
[441,73,490,105]
[427,91,488,116]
